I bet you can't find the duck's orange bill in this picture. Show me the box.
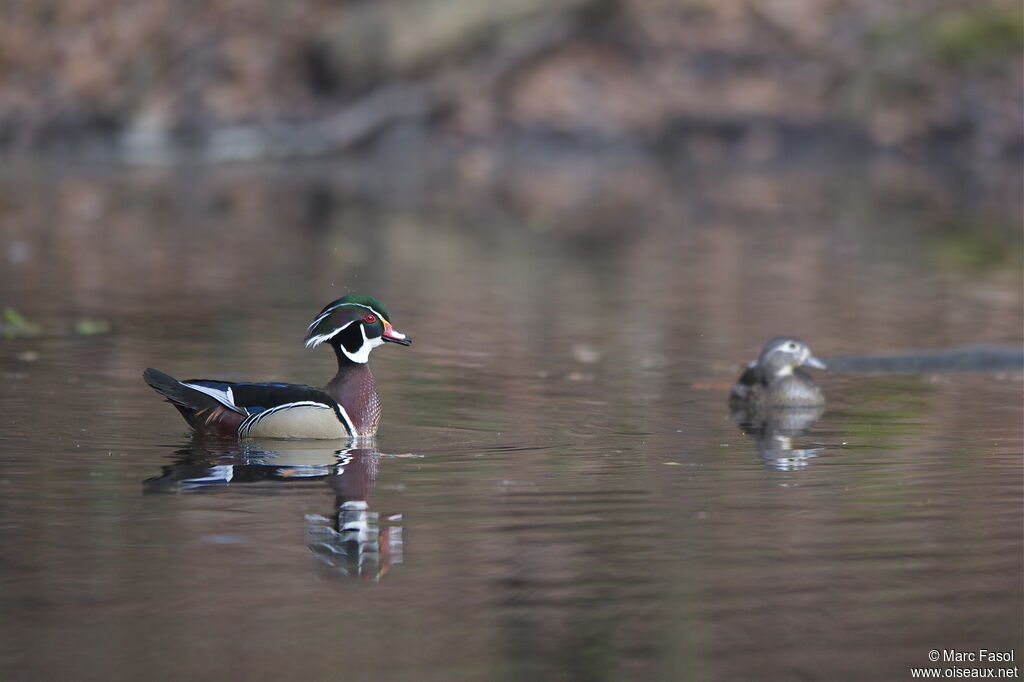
[382,321,412,346]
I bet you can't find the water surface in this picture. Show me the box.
[0,159,1021,681]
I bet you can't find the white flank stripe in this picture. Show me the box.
[334,403,356,436]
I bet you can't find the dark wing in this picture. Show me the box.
[729,363,766,401]
[186,380,339,414]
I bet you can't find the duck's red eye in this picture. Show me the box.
[363,313,376,324]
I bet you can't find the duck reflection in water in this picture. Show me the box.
[145,438,403,580]
[729,337,827,471]
[730,403,825,470]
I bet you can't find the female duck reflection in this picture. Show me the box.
[728,337,827,471]
[730,403,825,471]
[145,438,404,580]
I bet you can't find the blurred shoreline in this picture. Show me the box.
[1,1,1020,167]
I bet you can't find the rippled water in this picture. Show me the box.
[0,159,1021,681]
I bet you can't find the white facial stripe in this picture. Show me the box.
[305,320,355,349]
[307,302,386,332]
[306,302,395,350]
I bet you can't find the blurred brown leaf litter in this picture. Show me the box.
[0,0,1019,162]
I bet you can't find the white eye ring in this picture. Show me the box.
[787,342,798,350]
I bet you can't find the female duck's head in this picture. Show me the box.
[758,337,826,377]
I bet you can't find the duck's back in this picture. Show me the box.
[729,364,767,402]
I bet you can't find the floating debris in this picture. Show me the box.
[74,319,112,336]
[1,307,41,339]
[0,308,112,339]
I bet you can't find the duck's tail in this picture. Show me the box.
[144,368,247,436]
[143,368,220,412]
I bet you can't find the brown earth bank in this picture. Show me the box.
[0,0,1021,164]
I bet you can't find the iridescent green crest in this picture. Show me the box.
[304,295,391,348]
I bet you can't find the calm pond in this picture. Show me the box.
[0,157,1021,681]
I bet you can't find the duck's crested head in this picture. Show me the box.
[304,295,411,364]
[758,337,826,375]
[312,295,391,323]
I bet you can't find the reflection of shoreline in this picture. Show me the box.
[145,437,403,580]
[730,404,824,471]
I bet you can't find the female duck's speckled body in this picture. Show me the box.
[729,337,826,408]
[144,295,411,439]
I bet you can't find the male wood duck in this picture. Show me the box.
[144,295,411,439]
[729,337,826,407]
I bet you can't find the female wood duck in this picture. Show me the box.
[144,295,411,439]
[729,337,826,407]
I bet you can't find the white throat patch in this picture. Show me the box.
[773,365,794,378]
